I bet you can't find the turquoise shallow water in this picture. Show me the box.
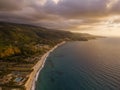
[36,38,120,90]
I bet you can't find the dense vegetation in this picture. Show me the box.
[0,21,96,62]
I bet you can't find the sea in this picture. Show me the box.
[35,38,120,90]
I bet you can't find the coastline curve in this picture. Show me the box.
[25,41,66,90]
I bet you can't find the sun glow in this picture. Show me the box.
[71,15,120,37]
[52,0,60,4]
[39,0,47,5]
[71,29,120,37]
[39,0,60,5]
[107,0,119,9]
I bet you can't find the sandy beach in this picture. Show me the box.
[25,41,66,90]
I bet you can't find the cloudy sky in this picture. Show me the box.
[0,0,120,36]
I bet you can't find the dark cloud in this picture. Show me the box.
[0,0,120,30]
[44,0,109,18]
[0,0,26,11]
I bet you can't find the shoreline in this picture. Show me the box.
[24,41,66,90]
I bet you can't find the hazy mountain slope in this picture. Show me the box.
[0,22,96,61]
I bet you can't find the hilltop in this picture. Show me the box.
[0,21,96,61]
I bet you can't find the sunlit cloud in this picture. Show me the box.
[52,0,60,4]
[107,0,119,9]
[39,0,47,5]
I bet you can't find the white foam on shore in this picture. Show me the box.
[31,53,49,90]
[31,41,66,90]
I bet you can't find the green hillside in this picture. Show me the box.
[0,22,96,61]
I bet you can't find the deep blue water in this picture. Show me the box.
[36,38,120,90]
